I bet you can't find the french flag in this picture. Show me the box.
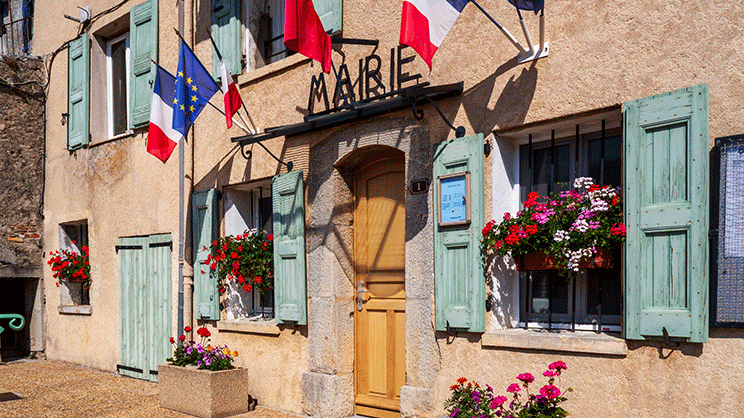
[220,60,242,129]
[146,66,182,163]
[400,0,468,70]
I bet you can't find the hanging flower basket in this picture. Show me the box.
[514,248,613,271]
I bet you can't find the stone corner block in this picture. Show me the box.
[400,385,433,418]
[302,371,353,418]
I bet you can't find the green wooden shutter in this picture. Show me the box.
[67,33,89,150]
[272,171,307,325]
[192,189,220,320]
[624,84,710,343]
[119,234,171,382]
[433,134,485,332]
[211,0,241,79]
[146,233,172,381]
[119,236,146,380]
[129,0,158,128]
[313,0,342,36]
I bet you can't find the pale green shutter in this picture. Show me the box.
[433,134,485,332]
[129,0,158,128]
[67,33,89,150]
[146,233,172,380]
[192,189,220,320]
[211,0,241,79]
[119,236,146,380]
[272,171,307,325]
[313,0,342,35]
[624,84,710,343]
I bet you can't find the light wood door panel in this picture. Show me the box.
[354,155,406,417]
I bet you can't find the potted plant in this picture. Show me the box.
[445,361,571,418]
[47,243,91,289]
[159,326,250,418]
[204,229,273,296]
[481,177,626,273]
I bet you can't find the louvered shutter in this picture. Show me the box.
[192,189,220,320]
[211,0,241,79]
[272,171,307,325]
[67,33,89,150]
[433,134,485,332]
[313,0,342,36]
[129,0,158,128]
[624,84,710,343]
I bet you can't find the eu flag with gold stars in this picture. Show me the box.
[172,39,220,137]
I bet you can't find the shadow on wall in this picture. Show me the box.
[461,58,539,134]
[487,255,517,329]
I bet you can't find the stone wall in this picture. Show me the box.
[0,56,44,272]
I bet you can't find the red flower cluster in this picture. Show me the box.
[610,223,626,236]
[196,327,211,338]
[524,191,539,208]
[47,245,91,289]
[208,230,274,296]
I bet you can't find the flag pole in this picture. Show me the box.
[204,100,252,135]
[515,7,536,56]
[468,0,527,55]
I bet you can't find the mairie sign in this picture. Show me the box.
[307,45,424,115]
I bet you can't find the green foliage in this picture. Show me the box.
[206,229,273,295]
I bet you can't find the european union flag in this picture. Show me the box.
[172,39,220,137]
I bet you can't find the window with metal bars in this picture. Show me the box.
[517,124,623,331]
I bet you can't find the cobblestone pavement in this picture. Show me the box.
[0,360,303,418]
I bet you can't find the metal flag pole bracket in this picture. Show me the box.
[516,8,549,64]
[411,94,466,138]
[239,138,293,172]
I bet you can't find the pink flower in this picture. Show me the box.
[490,395,508,408]
[516,373,534,384]
[539,384,561,400]
[506,383,521,393]
[549,361,567,371]
[543,369,557,377]
[503,212,511,221]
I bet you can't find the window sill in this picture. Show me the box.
[237,54,310,87]
[481,329,627,356]
[88,130,136,148]
[217,318,280,335]
[58,305,92,315]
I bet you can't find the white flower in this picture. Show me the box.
[553,230,569,242]
[573,177,594,190]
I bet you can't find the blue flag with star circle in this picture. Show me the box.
[172,39,220,137]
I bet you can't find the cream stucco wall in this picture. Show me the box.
[37,0,744,416]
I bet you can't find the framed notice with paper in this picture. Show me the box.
[437,171,471,227]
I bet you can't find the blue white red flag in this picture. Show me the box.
[173,39,220,137]
[400,0,468,70]
[147,66,183,163]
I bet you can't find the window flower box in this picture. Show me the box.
[514,248,613,271]
[158,363,249,418]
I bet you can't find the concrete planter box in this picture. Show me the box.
[158,364,249,418]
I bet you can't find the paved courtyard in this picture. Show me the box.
[0,359,301,418]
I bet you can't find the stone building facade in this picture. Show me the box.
[0,56,45,360]
[34,0,744,417]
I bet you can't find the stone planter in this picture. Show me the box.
[514,248,613,271]
[158,364,249,418]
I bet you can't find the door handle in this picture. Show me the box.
[356,280,370,311]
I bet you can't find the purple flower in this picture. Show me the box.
[450,408,459,418]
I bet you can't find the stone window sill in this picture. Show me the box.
[217,318,280,335]
[481,329,628,356]
[237,54,310,87]
[58,305,92,315]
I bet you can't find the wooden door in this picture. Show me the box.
[354,154,406,418]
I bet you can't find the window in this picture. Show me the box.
[106,33,130,138]
[516,122,623,331]
[223,182,274,319]
[212,0,342,76]
[59,220,89,307]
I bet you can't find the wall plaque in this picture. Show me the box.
[437,172,471,227]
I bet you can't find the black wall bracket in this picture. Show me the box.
[411,94,466,138]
